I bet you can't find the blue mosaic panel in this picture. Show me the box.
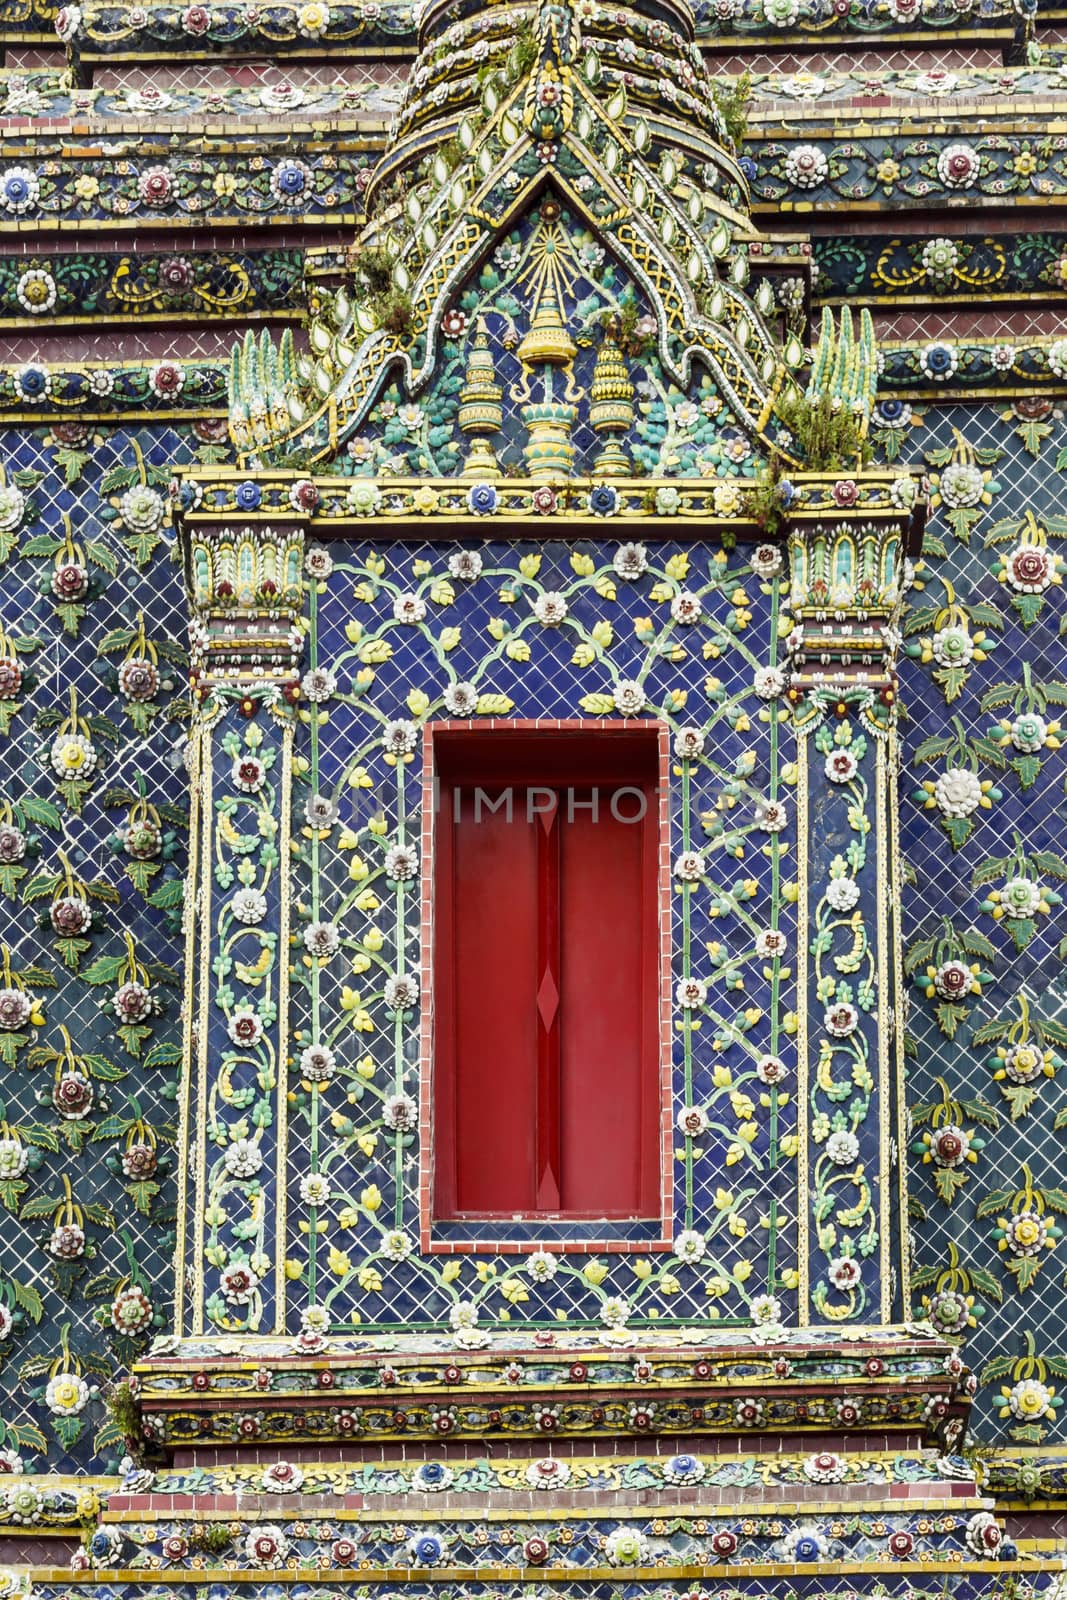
[0,420,223,1472]
[887,398,1067,1443]
[267,536,800,1336]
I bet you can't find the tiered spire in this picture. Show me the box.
[225,0,828,472]
[457,319,505,479]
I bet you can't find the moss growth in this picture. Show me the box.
[509,20,538,78]
[473,20,537,93]
[408,24,538,212]
[748,389,870,534]
[748,458,786,536]
[377,291,414,336]
[106,1380,142,1449]
[711,71,751,152]
[189,1525,233,1555]
[348,244,414,337]
[351,245,394,300]
[775,389,872,472]
[373,171,415,216]
[436,136,467,174]
[597,302,654,359]
[957,1433,998,1478]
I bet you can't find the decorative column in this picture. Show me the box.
[785,482,921,1327]
[175,517,306,1335]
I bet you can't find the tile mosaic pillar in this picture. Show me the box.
[175,517,307,1335]
[786,489,920,1326]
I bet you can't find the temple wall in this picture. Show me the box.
[0,390,1060,1486]
[0,0,1065,1569]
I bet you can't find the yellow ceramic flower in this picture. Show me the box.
[297,0,329,32]
[713,481,741,516]
[45,1373,87,1413]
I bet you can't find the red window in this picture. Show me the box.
[428,723,665,1222]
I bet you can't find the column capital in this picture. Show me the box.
[784,490,925,735]
[180,515,307,694]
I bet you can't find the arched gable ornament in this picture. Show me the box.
[226,0,857,471]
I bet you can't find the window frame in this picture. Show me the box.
[418,717,674,1255]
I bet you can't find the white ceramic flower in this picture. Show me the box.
[119,484,165,533]
[673,727,705,758]
[385,843,419,881]
[443,682,478,716]
[825,877,860,912]
[784,144,828,188]
[533,591,568,626]
[1000,876,1041,919]
[393,593,427,625]
[303,920,340,957]
[243,1526,289,1568]
[670,590,703,625]
[298,1173,331,1206]
[45,1373,89,1415]
[938,462,984,509]
[526,1249,559,1282]
[230,888,267,924]
[301,667,337,702]
[448,550,483,581]
[674,850,705,881]
[383,718,419,755]
[383,973,418,1010]
[0,486,24,532]
[223,1138,263,1178]
[614,679,646,715]
[1008,713,1047,752]
[750,543,782,577]
[672,1228,707,1263]
[824,1001,859,1037]
[50,733,97,779]
[1048,339,1067,379]
[937,142,979,189]
[824,749,858,784]
[613,543,648,580]
[382,1092,418,1130]
[380,1228,415,1261]
[930,625,974,668]
[675,977,707,1009]
[604,1529,649,1566]
[1005,1377,1055,1421]
[824,1130,860,1165]
[932,767,983,817]
[299,1043,336,1082]
[753,666,785,699]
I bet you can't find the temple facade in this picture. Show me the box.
[0,0,1065,1593]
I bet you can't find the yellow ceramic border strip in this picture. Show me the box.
[173,719,203,1331]
[796,735,811,1324]
[24,1559,1049,1582]
[192,722,215,1336]
[273,721,295,1332]
[876,737,891,1312]
[889,726,911,1315]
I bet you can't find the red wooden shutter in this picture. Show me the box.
[437,783,541,1214]
[558,785,660,1216]
[432,728,661,1223]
